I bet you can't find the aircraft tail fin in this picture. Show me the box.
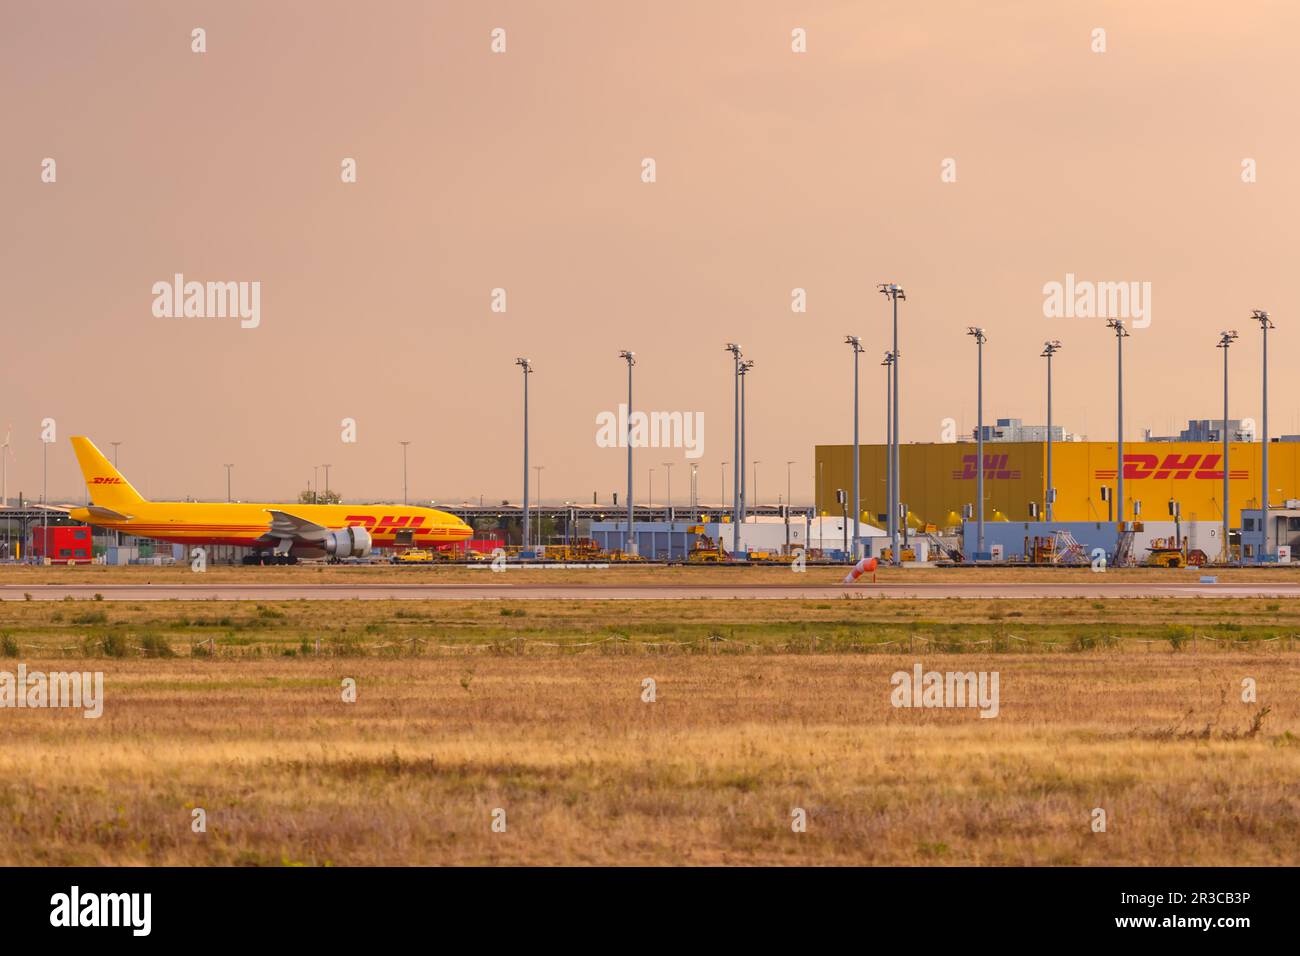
[70,436,147,508]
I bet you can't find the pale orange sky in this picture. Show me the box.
[3,1,1297,505]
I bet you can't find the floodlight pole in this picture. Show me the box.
[1218,330,1238,564]
[1042,341,1062,522]
[968,327,987,556]
[882,352,893,546]
[845,335,864,559]
[878,283,906,566]
[515,358,533,547]
[725,344,743,533]
[620,351,636,554]
[1106,319,1129,527]
[738,359,754,552]
[1253,310,1273,562]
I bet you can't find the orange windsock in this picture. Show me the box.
[842,556,878,583]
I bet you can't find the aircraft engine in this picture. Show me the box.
[323,525,372,558]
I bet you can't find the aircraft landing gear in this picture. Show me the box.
[243,552,299,566]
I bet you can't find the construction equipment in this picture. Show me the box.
[1145,539,1187,568]
[685,524,728,563]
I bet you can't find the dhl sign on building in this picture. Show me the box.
[814,442,1300,529]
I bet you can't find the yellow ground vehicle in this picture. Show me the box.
[545,539,604,562]
[393,548,436,564]
[607,550,646,562]
[1145,539,1187,568]
[879,547,917,563]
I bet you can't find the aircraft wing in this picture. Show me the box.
[263,509,331,543]
[257,509,370,559]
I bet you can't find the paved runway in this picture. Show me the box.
[4,581,1299,601]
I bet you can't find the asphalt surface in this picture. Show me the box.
[4,581,1299,600]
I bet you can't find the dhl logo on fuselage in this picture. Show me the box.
[344,514,471,536]
[1094,453,1249,481]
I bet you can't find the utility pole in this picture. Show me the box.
[690,462,698,519]
[1218,329,1239,564]
[740,359,753,524]
[533,464,544,546]
[836,489,848,557]
[845,335,864,559]
[313,465,319,504]
[967,327,987,557]
[720,462,727,512]
[1106,318,1129,526]
[1042,341,1062,522]
[109,441,122,547]
[41,431,48,563]
[785,459,795,553]
[1252,310,1273,563]
[224,463,234,503]
[662,461,673,522]
[619,350,636,555]
[399,441,410,506]
[515,357,533,547]
[322,464,331,503]
[878,283,906,566]
[1,425,12,512]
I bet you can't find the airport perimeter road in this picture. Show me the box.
[5,581,1300,601]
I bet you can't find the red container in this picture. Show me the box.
[31,525,94,563]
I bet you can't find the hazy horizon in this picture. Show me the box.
[4,1,1297,505]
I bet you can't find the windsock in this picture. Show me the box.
[842,556,878,584]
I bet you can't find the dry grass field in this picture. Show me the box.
[1,596,1297,865]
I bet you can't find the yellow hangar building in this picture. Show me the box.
[814,440,1300,531]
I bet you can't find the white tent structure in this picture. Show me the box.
[807,516,887,553]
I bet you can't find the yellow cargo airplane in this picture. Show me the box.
[66,436,472,565]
